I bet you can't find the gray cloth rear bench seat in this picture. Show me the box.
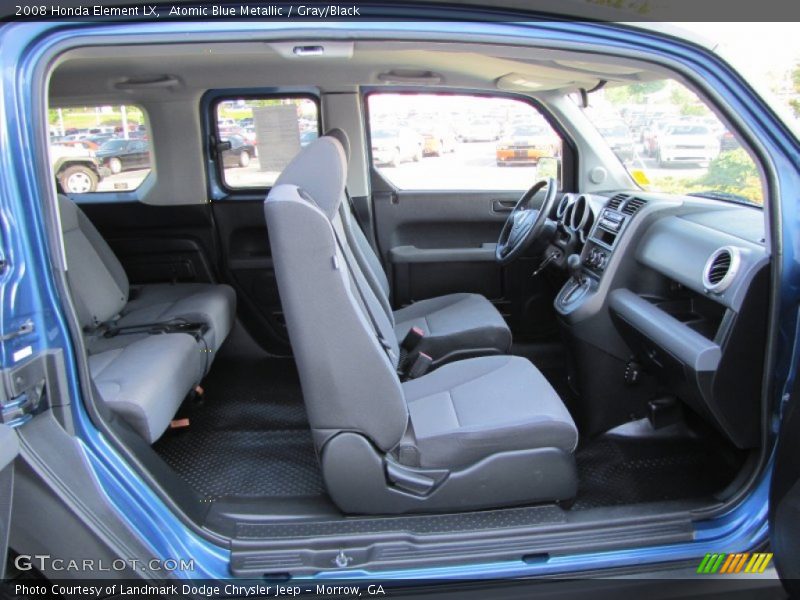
[88,334,200,443]
[57,194,235,442]
[57,194,234,360]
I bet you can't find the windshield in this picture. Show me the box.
[575,78,764,206]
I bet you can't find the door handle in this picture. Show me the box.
[492,199,516,213]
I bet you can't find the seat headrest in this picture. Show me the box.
[273,137,347,220]
[324,128,351,164]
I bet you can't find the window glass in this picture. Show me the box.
[48,105,150,194]
[214,97,319,189]
[576,79,764,205]
[367,93,563,190]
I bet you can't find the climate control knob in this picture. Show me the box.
[586,249,597,268]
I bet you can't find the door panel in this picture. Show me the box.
[374,189,512,305]
[78,202,218,285]
[364,91,566,341]
[372,181,560,340]
[211,200,290,354]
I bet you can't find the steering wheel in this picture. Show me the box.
[495,177,559,265]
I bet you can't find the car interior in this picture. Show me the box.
[44,36,772,573]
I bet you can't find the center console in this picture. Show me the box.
[552,194,662,436]
[555,204,632,314]
[581,207,628,277]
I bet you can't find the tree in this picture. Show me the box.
[790,63,800,118]
[605,80,667,105]
[669,84,708,116]
[698,148,763,203]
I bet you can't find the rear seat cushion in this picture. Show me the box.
[118,283,236,354]
[89,333,200,443]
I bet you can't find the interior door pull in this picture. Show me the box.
[492,200,516,213]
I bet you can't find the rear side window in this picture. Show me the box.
[49,105,151,195]
[214,97,319,190]
[366,93,563,191]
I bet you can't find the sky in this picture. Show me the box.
[673,23,799,125]
[679,22,800,82]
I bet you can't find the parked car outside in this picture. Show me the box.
[640,116,683,156]
[300,130,318,147]
[221,134,256,168]
[656,123,721,166]
[50,143,109,193]
[458,118,501,142]
[85,133,115,148]
[720,129,741,152]
[495,123,559,166]
[420,124,458,156]
[596,120,637,162]
[95,138,151,174]
[371,127,424,166]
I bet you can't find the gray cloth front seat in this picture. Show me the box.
[265,137,578,514]
[325,128,511,365]
[58,194,235,442]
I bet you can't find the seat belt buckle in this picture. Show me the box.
[401,326,425,353]
[407,352,433,380]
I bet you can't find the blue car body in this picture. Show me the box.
[0,15,798,584]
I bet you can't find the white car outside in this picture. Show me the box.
[656,123,721,166]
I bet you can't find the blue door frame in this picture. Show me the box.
[0,17,798,580]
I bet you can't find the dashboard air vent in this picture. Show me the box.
[703,246,741,293]
[607,193,628,210]
[621,197,647,216]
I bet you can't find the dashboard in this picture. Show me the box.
[555,193,596,244]
[552,190,769,449]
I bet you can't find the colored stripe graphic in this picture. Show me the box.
[745,553,773,573]
[719,554,736,573]
[699,553,773,574]
[734,553,750,573]
[697,554,712,573]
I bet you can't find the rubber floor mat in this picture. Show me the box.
[153,358,325,501]
[574,433,745,509]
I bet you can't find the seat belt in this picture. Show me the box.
[344,188,367,234]
[330,218,397,366]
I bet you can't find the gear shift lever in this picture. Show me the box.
[560,254,589,307]
[566,254,584,284]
